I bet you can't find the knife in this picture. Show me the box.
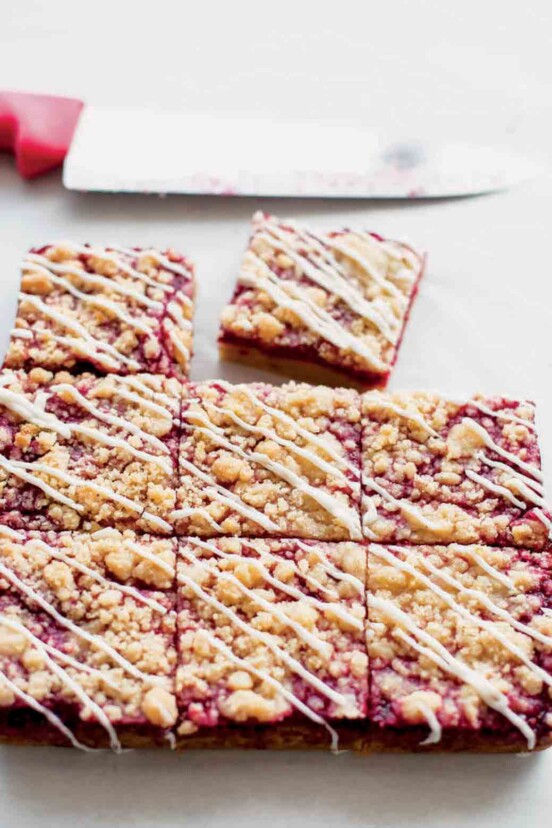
[0,90,541,198]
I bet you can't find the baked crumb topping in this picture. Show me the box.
[174,381,363,540]
[0,369,182,534]
[0,527,177,750]
[219,211,424,384]
[361,391,550,548]
[176,537,367,738]
[367,542,552,748]
[6,243,195,378]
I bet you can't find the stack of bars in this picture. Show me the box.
[0,223,550,755]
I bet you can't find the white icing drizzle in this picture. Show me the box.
[200,629,340,753]
[214,380,359,478]
[183,541,330,656]
[107,387,174,420]
[0,455,85,512]
[362,474,445,534]
[463,399,537,432]
[2,457,171,534]
[189,538,362,633]
[109,246,192,280]
[0,561,163,685]
[372,545,552,687]
[24,262,155,336]
[123,539,175,578]
[187,416,361,538]
[167,300,192,330]
[369,594,536,748]
[0,525,25,540]
[417,554,552,650]
[49,383,170,455]
[178,557,348,709]
[417,702,443,746]
[175,455,280,533]
[19,292,141,371]
[457,546,517,591]
[0,381,172,475]
[27,538,168,614]
[242,253,387,371]
[322,233,407,304]
[259,223,398,342]
[167,325,190,363]
[0,385,72,439]
[0,614,122,752]
[478,453,544,496]
[26,253,164,310]
[295,540,365,595]
[463,418,543,482]
[165,731,176,750]
[465,469,526,509]
[199,400,351,485]
[54,244,174,294]
[363,393,440,438]
[68,423,173,475]
[10,328,32,339]
[0,668,94,751]
[115,375,175,404]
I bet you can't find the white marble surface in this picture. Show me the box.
[0,1,551,825]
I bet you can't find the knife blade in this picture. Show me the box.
[0,92,541,198]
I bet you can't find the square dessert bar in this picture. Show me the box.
[0,369,182,534]
[0,527,177,749]
[219,211,424,389]
[361,391,551,548]
[174,380,363,540]
[176,537,367,749]
[366,543,552,752]
[4,242,195,379]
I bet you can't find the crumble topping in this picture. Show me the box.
[176,538,367,736]
[219,211,424,384]
[5,243,195,378]
[0,528,177,749]
[361,391,550,548]
[0,369,182,534]
[174,381,363,540]
[367,543,552,747]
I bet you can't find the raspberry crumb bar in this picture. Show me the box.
[0,369,182,534]
[361,391,551,548]
[219,212,424,389]
[0,528,177,749]
[5,243,195,378]
[173,380,363,540]
[176,537,367,749]
[366,543,552,752]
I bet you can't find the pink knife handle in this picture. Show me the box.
[0,90,84,179]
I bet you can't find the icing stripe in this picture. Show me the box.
[26,253,164,310]
[186,414,361,537]
[0,668,95,752]
[28,539,168,614]
[178,556,349,708]
[369,594,536,748]
[0,561,164,685]
[199,630,339,752]
[189,538,362,632]
[0,614,122,752]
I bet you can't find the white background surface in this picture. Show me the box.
[1,2,552,826]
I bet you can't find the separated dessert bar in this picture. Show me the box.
[361,391,551,548]
[0,528,177,749]
[366,542,552,752]
[219,212,424,389]
[0,369,182,534]
[173,381,363,540]
[176,537,367,749]
[4,243,195,378]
